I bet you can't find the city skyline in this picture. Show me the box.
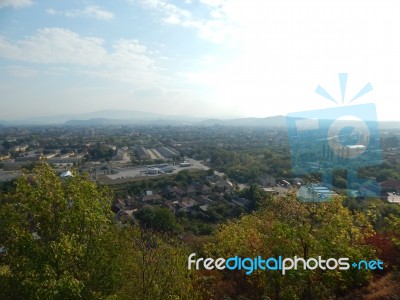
[1,0,400,121]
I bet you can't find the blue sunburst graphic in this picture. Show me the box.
[315,73,373,104]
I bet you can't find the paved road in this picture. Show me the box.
[106,158,209,180]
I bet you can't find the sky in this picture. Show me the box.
[1,0,400,121]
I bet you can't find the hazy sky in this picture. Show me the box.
[1,0,400,120]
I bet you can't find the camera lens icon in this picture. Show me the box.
[287,103,382,200]
[327,116,370,159]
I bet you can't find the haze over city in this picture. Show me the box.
[1,0,400,121]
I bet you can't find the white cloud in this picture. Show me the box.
[0,0,32,8]
[46,6,114,21]
[67,6,114,21]
[0,28,106,65]
[85,39,161,85]
[135,0,235,43]
[0,28,162,86]
[136,0,191,25]
[45,8,57,15]
[164,14,181,24]
[199,0,225,7]
[182,18,234,44]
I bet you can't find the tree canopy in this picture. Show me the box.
[0,163,197,299]
[0,163,125,299]
[203,193,377,299]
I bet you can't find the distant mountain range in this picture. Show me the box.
[0,110,204,126]
[0,110,287,127]
[201,115,287,128]
[0,109,399,128]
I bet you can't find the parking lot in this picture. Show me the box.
[106,158,209,180]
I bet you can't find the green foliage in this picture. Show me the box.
[0,180,15,197]
[384,210,400,269]
[0,161,395,299]
[383,136,399,149]
[208,148,292,183]
[0,163,199,299]
[0,163,124,299]
[240,184,268,211]
[121,228,200,300]
[86,143,115,161]
[175,170,193,186]
[136,206,183,234]
[344,198,400,231]
[203,193,376,299]
[206,168,215,176]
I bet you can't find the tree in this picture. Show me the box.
[175,170,192,186]
[203,193,376,299]
[0,163,126,299]
[121,228,201,300]
[241,185,268,211]
[383,136,399,149]
[384,211,400,269]
[136,206,183,233]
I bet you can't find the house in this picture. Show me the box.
[160,185,177,199]
[137,146,151,160]
[199,205,208,212]
[160,166,175,173]
[12,145,29,152]
[173,187,185,199]
[381,180,400,192]
[117,146,129,160]
[192,182,212,195]
[200,185,212,195]
[206,174,222,183]
[176,197,198,212]
[179,162,191,167]
[115,209,136,224]
[293,177,304,187]
[42,152,57,159]
[163,201,177,213]
[260,174,276,187]
[146,167,160,175]
[141,194,162,203]
[279,180,291,188]
[194,195,214,205]
[0,154,10,161]
[111,199,125,213]
[125,195,135,207]
[156,146,179,158]
[231,197,249,207]
[216,179,234,192]
[209,192,224,202]
[185,185,197,197]
[180,197,198,208]
[387,192,400,204]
